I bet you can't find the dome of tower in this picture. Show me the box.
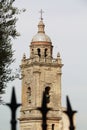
[31,20,51,43]
[32,33,51,42]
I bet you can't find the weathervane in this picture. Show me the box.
[39,9,44,20]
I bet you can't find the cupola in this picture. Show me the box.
[30,10,53,62]
[31,19,51,43]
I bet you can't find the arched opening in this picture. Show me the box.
[32,49,34,53]
[31,49,34,55]
[27,87,31,103]
[45,86,50,103]
[52,124,55,130]
[44,48,47,57]
[37,48,41,57]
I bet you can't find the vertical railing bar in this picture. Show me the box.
[37,90,51,130]
[63,96,77,130]
[6,87,21,130]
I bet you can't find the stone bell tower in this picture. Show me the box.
[19,14,63,130]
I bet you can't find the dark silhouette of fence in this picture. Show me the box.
[37,88,51,130]
[1,87,77,130]
[63,96,77,130]
[6,87,21,130]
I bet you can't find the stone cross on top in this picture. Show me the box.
[39,9,44,20]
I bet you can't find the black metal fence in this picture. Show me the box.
[1,87,77,130]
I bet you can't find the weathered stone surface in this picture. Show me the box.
[19,19,73,130]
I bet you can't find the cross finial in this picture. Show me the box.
[39,9,44,20]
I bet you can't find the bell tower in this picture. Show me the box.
[19,15,63,130]
[30,20,53,63]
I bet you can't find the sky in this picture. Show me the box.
[0,0,87,130]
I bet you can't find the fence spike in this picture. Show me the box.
[63,96,77,130]
[6,87,21,130]
[37,90,51,130]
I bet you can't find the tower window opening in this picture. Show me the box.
[45,86,50,103]
[52,124,55,130]
[37,48,41,57]
[31,49,34,55]
[44,48,47,57]
[27,87,31,103]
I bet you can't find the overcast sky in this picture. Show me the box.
[0,0,87,130]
